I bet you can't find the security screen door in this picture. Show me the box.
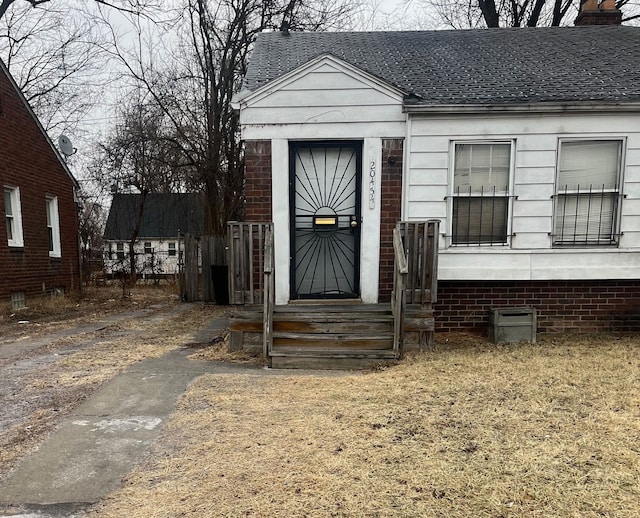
[289,142,362,299]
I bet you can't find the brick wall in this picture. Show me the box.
[435,280,640,334]
[244,140,272,221]
[0,67,80,304]
[378,139,403,302]
[574,10,622,26]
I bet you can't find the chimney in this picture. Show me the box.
[575,0,622,25]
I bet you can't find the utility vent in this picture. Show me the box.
[10,291,26,311]
[489,307,536,344]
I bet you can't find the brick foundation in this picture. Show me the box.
[435,280,640,334]
[378,139,403,302]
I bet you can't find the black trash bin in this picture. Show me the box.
[211,265,229,305]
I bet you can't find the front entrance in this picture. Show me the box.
[289,141,362,299]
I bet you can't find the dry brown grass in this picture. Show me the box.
[0,283,182,340]
[0,295,226,478]
[89,333,640,517]
[188,335,267,365]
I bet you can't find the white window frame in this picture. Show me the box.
[46,196,61,258]
[144,241,153,255]
[168,242,177,256]
[116,242,125,260]
[553,138,624,247]
[448,140,515,247]
[4,186,24,248]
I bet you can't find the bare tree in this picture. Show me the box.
[93,95,185,281]
[104,0,357,238]
[0,0,162,21]
[0,3,112,134]
[420,0,639,28]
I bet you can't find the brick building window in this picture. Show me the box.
[116,242,125,260]
[168,242,176,256]
[553,140,623,246]
[144,242,153,254]
[46,196,61,257]
[451,142,512,245]
[4,186,24,247]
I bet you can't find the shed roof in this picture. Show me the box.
[242,26,640,106]
[103,193,204,240]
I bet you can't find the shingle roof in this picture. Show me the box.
[103,193,204,240]
[242,26,640,106]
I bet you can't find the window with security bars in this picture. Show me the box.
[553,140,623,246]
[451,142,511,245]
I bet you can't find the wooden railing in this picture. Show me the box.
[393,220,440,354]
[227,222,273,305]
[392,226,408,356]
[263,225,274,358]
[397,220,440,307]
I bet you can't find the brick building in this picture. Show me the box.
[0,60,80,308]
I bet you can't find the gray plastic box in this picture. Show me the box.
[489,307,536,344]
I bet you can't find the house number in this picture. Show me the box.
[369,160,376,209]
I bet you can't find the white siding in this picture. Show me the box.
[103,239,181,276]
[407,112,640,280]
[239,58,405,141]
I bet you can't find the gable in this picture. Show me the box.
[237,54,405,126]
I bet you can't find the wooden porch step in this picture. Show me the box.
[273,334,393,350]
[272,352,396,359]
[228,302,436,367]
[269,349,398,370]
[271,305,394,352]
[274,303,391,312]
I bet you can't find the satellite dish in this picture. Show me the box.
[58,134,75,157]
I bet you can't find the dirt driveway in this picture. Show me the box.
[0,287,226,480]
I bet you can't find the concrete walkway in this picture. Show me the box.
[0,315,251,517]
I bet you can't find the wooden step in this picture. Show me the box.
[274,320,392,333]
[272,334,393,350]
[269,349,398,370]
[228,302,436,367]
[274,303,391,313]
[271,306,394,352]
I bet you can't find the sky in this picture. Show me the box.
[1,0,439,207]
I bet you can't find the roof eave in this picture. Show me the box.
[403,101,640,114]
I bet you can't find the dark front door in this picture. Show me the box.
[290,141,362,299]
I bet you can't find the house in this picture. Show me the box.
[231,11,640,366]
[0,59,80,309]
[103,193,204,278]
